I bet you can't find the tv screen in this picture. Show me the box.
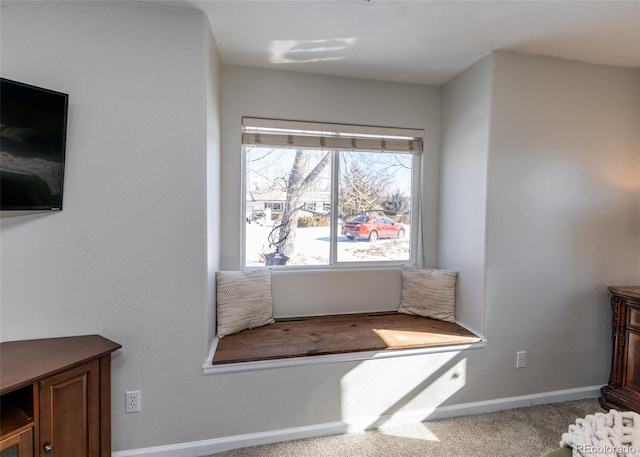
[1,78,68,210]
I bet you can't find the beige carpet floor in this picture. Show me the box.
[207,398,601,457]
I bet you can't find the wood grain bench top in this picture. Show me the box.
[213,311,483,364]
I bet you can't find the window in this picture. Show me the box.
[242,118,424,268]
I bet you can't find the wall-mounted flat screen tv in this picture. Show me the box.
[1,78,68,211]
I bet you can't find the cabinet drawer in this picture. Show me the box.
[629,307,640,331]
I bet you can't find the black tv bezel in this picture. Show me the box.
[0,77,69,211]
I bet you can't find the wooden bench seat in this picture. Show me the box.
[213,311,483,365]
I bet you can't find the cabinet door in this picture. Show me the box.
[39,361,100,457]
[624,330,640,391]
[0,427,33,457]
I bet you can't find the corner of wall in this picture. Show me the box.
[437,55,494,335]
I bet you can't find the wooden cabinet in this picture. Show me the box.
[600,286,640,412]
[39,361,100,456]
[1,426,33,457]
[0,335,121,457]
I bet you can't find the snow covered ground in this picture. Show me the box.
[245,222,411,266]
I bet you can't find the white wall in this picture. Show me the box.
[436,52,639,406]
[478,52,639,397]
[438,55,493,335]
[2,2,639,454]
[220,65,441,316]
[205,12,223,351]
[0,1,220,451]
[0,5,465,453]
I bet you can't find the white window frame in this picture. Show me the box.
[241,118,424,270]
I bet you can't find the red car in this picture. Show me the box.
[341,215,405,241]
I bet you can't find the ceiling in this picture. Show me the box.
[138,0,640,86]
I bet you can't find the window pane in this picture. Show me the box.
[338,151,412,262]
[245,146,331,267]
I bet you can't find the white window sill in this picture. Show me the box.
[203,338,487,375]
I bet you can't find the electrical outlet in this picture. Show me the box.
[125,391,141,413]
[516,351,527,368]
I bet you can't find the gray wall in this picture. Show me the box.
[1,1,639,453]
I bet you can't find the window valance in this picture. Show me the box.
[242,117,424,155]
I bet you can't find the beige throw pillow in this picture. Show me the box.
[398,267,457,323]
[216,270,275,338]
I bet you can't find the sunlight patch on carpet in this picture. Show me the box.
[378,423,440,442]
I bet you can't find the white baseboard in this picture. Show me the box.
[112,385,602,457]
